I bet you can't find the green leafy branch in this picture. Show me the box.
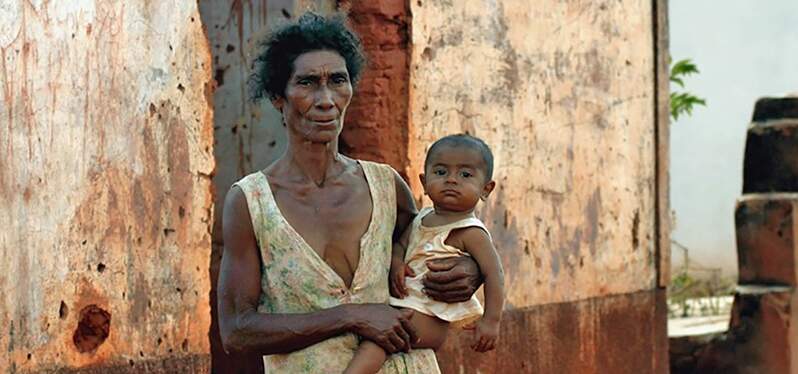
[670,59,707,121]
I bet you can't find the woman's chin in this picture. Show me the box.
[303,131,339,145]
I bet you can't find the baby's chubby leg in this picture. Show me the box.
[344,309,450,374]
[408,310,449,350]
[344,341,386,374]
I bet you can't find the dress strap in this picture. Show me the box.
[231,172,269,243]
[418,209,491,240]
[445,216,491,240]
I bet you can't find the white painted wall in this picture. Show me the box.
[670,0,798,277]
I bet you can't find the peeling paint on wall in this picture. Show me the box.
[0,1,214,371]
[407,0,659,308]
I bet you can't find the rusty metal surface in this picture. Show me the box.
[407,0,660,308]
[0,1,214,372]
[437,289,668,374]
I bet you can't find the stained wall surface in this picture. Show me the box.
[407,0,659,308]
[0,1,214,372]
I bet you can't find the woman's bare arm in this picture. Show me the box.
[218,186,417,355]
[393,170,418,241]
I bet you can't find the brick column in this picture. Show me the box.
[340,0,412,177]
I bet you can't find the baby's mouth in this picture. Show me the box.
[441,189,460,196]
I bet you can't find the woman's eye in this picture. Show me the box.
[332,76,348,84]
[297,80,312,86]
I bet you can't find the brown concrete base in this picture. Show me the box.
[11,354,210,374]
[437,289,668,374]
[735,195,798,286]
[674,287,797,374]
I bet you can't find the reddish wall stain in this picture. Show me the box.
[341,0,412,177]
[73,305,111,354]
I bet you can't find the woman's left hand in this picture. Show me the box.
[422,256,482,303]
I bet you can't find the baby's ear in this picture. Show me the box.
[480,180,496,201]
[418,173,426,186]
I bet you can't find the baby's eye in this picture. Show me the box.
[433,169,447,176]
[460,171,473,178]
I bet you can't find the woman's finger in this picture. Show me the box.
[425,258,458,272]
[424,268,464,285]
[422,276,469,292]
[387,331,408,353]
[394,324,411,352]
[379,338,398,354]
[424,289,473,303]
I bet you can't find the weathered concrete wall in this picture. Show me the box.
[407,1,668,371]
[0,1,214,372]
[407,0,659,308]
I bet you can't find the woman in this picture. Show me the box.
[217,13,482,373]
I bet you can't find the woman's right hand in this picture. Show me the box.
[345,304,418,353]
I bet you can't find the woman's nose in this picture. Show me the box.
[315,86,334,110]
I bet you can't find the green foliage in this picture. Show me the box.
[670,59,707,121]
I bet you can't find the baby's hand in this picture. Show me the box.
[389,258,414,298]
[470,318,500,352]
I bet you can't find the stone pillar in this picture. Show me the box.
[726,97,798,373]
[686,97,798,374]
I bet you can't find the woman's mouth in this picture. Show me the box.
[311,119,337,127]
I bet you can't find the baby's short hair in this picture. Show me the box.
[424,134,494,181]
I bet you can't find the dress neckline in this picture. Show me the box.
[258,160,376,290]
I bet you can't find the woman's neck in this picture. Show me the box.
[282,138,343,187]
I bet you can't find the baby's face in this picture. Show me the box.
[422,145,492,213]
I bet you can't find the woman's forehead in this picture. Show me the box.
[292,50,347,75]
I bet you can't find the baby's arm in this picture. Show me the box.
[390,226,413,298]
[460,227,505,352]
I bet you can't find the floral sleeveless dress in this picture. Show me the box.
[233,160,441,374]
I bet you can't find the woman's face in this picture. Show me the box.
[274,50,353,144]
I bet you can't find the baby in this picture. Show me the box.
[345,134,505,373]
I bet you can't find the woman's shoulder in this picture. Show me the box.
[355,158,396,172]
[354,159,400,184]
[231,171,270,198]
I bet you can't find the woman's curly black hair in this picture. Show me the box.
[248,12,366,101]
